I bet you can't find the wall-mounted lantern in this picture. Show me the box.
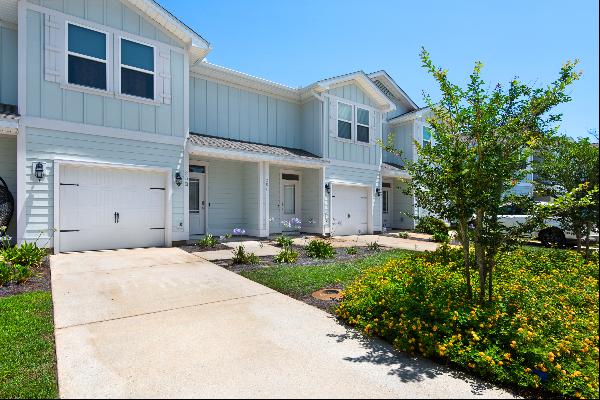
[375,188,381,197]
[34,162,45,182]
[324,183,331,195]
[174,172,183,187]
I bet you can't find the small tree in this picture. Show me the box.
[384,48,581,303]
[533,134,599,256]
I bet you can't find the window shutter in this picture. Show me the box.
[328,97,337,137]
[157,47,172,104]
[44,14,65,83]
[369,110,379,145]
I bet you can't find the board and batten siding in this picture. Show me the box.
[324,83,381,166]
[0,25,18,106]
[383,121,414,166]
[24,127,185,245]
[301,98,322,157]
[324,164,382,233]
[0,136,17,241]
[391,179,414,229]
[189,76,303,150]
[25,5,186,137]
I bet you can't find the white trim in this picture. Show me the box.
[16,0,26,245]
[258,162,269,237]
[368,71,419,110]
[188,160,209,236]
[52,159,172,254]
[119,35,156,101]
[279,169,302,229]
[314,72,396,112]
[336,100,353,142]
[356,106,370,144]
[21,117,186,146]
[65,20,110,93]
[182,147,189,239]
[17,0,26,117]
[188,144,328,169]
[326,159,381,171]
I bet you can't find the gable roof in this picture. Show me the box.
[124,0,211,62]
[368,71,418,110]
[308,71,397,112]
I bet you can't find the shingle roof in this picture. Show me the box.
[383,162,406,171]
[188,133,321,161]
[0,104,18,120]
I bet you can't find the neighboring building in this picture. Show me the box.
[0,0,427,253]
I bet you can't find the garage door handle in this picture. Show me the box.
[347,213,351,218]
[114,212,120,223]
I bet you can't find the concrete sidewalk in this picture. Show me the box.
[51,248,515,399]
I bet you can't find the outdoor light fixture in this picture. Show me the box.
[34,162,45,182]
[174,172,182,187]
[376,188,381,197]
[325,183,331,194]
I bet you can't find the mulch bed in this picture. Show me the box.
[0,258,51,298]
[180,243,231,253]
[214,245,387,274]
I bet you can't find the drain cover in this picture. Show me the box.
[311,288,342,301]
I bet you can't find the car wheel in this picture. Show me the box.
[539,227,566,248]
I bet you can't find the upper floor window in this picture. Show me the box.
[422,126,432,147]
[357,108,370,143]
[120,38,155,100]
[337,102,352,140]
[67,23,107,90]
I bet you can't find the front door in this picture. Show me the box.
[189,166,206,235]
[280,172,300,231]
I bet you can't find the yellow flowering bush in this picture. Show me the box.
[336,247,599,398]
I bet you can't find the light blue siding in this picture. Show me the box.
[24,127,185,245]
[25,7,186,137]
[301,98,322,157]
[383,121,413,165]
[391,179,414,229]
[327,83,374,107]
[243,164,259,233]
[324,164,382,233]
[189,76,303,150]
[323,92,380,165]
[0,136,17,241]
[0,26,18,106]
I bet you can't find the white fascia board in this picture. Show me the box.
[387,107,432,125]
[381,166,412,180]
[188,144,328,169]
[368,71,419,110]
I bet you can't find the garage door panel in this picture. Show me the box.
[331,185,369,236]
[59,164,166,252]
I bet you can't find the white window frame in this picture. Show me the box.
[356,106,370,145]
[65,21,110,93]
[336,100,354,142]
[119,36,156,101]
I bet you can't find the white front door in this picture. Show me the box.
[382,183,392,229]
[331,184,369,236]
[59,164,166,252]
[189,166,206,236]
[280,172,300,231]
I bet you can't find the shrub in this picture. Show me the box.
[337,248,599,398]
[197,234,219,248]
[346,246,358,255]
[366,241,381,252]
[274,247,299,264]
[231,245,260,265]
[0,240,47,286]
[305,240,335,259]
[397,232,409,239]
[275,235,294,248]
[432,231,450,243]
[416,216,448,237]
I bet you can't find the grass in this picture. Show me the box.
[240,249,415,297]
[0,291,58,399]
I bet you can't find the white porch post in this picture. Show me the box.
[258,161,270,237]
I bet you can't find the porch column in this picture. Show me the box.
[258,161,270,237]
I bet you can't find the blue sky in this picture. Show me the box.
[160,0,599,138]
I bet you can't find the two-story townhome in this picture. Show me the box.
[0,0,426,253]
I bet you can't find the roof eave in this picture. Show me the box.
[368,70,419,110]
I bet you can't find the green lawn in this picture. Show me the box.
[0,291,58,399]
[240,249,415,297]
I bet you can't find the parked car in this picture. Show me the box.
[497,203,599,247]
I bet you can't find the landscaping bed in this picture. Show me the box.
[0,258,51,298]
[180,243,231,253]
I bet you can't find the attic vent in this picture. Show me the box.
[374,80,400,103]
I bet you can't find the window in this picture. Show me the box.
[337,102,352,140]
[282,173,300,181]
[422,127,432,147]
[67,23,107,90]
[189,165,205,174]
[189,179,200,213]
[357,107,370,143]
[120,38,155,99]
[382,189,389,214]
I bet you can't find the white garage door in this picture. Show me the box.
[331,184,369,236]
[59,164,167,252]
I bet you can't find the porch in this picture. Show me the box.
[381,163,415,230]
[187,134,327,239]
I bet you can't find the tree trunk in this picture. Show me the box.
[459,219,473,299]
[576,231,582,253]
[475,210,486,304]
[488,253,495,302]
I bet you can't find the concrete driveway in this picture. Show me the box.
[51,248,515,399]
